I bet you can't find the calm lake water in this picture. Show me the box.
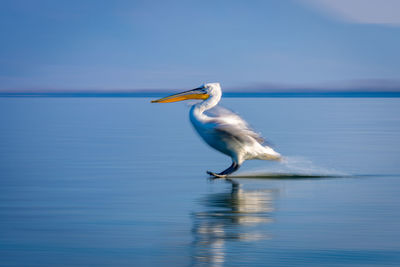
[1,97,400,266]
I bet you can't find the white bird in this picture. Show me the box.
[152,83,281,178]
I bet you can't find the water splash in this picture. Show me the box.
[232,156,347,178]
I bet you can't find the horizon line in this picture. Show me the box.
[1,90,400,98]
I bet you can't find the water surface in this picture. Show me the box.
[1,97,400,266]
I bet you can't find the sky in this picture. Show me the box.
[0,0,399,91]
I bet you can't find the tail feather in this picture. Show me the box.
[259,146,282,161]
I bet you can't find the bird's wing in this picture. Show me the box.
[205,106,266,144]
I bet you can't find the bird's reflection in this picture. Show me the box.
[191,179,278,266]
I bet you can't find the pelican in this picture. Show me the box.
[152,83,281,178]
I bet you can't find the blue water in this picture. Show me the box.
[1,97,400,266]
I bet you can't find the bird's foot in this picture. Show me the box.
[207,171,227,179]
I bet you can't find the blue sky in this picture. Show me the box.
[0,0,399,91]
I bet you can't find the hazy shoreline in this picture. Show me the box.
[1,91,400,98]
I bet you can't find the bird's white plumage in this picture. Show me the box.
[189,83,281,166]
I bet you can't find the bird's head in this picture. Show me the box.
[151,83,221,103]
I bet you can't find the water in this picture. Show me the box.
[1,97,400,266]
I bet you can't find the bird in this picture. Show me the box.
[151,82,281,178]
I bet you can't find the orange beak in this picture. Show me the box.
[151,87,209,103]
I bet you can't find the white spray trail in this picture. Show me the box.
[232,156,347,177]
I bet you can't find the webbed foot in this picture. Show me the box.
[207,161,240,179]
[207,171,227,179]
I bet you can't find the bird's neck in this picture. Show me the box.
[190,93,221,122]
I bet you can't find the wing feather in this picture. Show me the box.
[205,106,266,145]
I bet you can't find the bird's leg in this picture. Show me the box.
[220,161,239,175]
[207,161,240,179]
